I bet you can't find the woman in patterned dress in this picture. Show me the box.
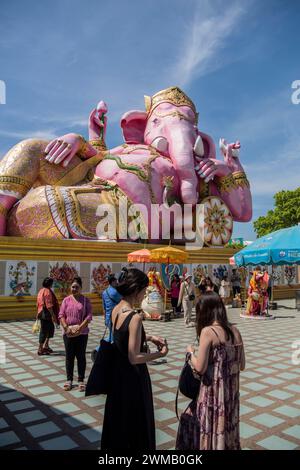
[176,292,245,450]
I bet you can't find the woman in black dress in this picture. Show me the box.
[101,268,169,450]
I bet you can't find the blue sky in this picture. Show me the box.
[0,0,300,240]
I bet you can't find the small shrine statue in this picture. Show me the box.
[141,286,162,320]
[246,267,269,316]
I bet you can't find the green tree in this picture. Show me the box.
[253,188,300,237]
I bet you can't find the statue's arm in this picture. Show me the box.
[194,140,252,222]
[45,133,97,168]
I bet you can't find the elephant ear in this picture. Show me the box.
[121,110,148,144]
[197,131,216,159]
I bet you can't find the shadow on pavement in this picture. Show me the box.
[0,383,101,450]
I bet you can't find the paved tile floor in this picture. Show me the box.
[0,299,299,450]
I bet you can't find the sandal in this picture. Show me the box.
[45,347,54,353]
[37,349,50,356]
[63,381,72,391]
[78,382,86,392]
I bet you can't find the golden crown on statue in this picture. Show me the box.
[144,86,198,122]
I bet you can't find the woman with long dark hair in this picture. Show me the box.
[176,292,245,450]
[36,277,59,355]
[101,267,168,450]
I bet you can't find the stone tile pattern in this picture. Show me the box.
[0,299,299,450]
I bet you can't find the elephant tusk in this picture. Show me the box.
[162,187,170,208]
[151,137,169,154]
[194,135,204,157]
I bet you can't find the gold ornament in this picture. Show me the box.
[0,175,31,198]
[144,86,198,123]
[0,203,8,217]
[232,171,250,189]
[153,109,195,124]
[89,139,108,151]
[201,196,233,246]
[216,174,236,193]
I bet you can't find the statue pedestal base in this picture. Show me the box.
[240,312,275,320]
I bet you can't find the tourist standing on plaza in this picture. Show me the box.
[231,269,241,298]
[59,277,92,392]
[101,267,168,450]
[36,277,59,356]
[102,274,122,341]
[198,276,207,295]
[178,273,196,327]
[170,274,181,317]
[205,276,219,294]
[176,292,245,450]
[219,275,231,305]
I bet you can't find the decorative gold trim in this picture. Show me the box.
[232,171,250,189]
[89,140,107,151]
[55,154,104,186]
[0,203,8,217]
[0,175,31,197]
[144,95,151,113]
[216,174,236,193]
[0,236,239,263]
[216,172,250,193]
[153,109,195,123]
[198,179,210,201]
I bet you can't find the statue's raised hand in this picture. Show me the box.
[45,133,84,167]
[89,101,108,141]
[219,138,241,172]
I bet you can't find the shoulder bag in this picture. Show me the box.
[85,312,119,397]
[175,352,213,420]
[39,291,53,321]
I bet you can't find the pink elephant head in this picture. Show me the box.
[120,86,215,205]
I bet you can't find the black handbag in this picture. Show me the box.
[175,353,213,419]
[179,353,201,399]
[85,313,119,397]
[40,308,52,321]
[39,291,53,321]
[85,337,115,396]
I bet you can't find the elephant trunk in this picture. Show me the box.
[168,135,198,205]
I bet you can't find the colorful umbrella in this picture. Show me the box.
[149,246,188,264]
[149,246,189,310]
[127,248,151,272]
[127,249,151,263]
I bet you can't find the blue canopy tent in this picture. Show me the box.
[234,225,300,308]
[234,225,300,267]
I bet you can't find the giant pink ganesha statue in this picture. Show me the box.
[0,87,252,244]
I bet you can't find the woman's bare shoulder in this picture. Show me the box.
[231,325,243,342]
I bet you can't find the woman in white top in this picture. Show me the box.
[178,273,196,327]
[219,275,231,304]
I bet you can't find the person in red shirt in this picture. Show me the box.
[170,274,181,317]
[36,277,59,355]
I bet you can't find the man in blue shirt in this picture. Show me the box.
[91,274,122,361]
[102,274,122,342]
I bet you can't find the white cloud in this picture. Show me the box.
[0,129,57,141]
[170,1,248,87]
